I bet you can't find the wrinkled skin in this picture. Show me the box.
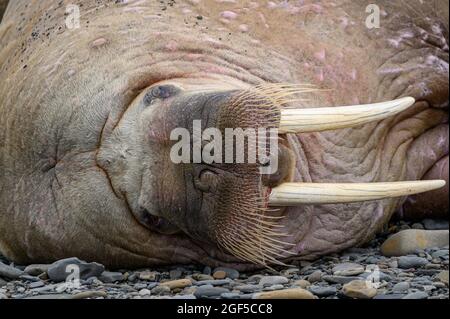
[0,0,448,270]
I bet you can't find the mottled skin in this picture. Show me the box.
[0,0,448,269]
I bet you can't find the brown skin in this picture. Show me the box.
[0,0,448,269]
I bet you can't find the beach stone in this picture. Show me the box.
[431,249,449,260]
[293,279,311,289]
[72,290,108,299]
[138,271,158,281]
[194,286,229,298]
[99,271,124,283]
[0,261,24,279]
[342,280,377,299]
[195,279,232,286]
[323,275,364,285]
[221,292,241,299]
[422,219,449,230]
[47,258,104,282]
[138,289,151,296]
[24,264,50,276]
[253,288,316,299]
[402,291,429,299]
[436,270,448,286]
[309,285,337,297]
[332,263,365,276]
[412,223,424,230]
[392,282,410,293]
[381,230,449,257]
[0,278,6,287]
[213,270,227,279]
[160,279,192,290]
[212,267,239,279]
[29,281,45,289]
[307,270,323,283]
[235,284,260,293]
[192,273,214,281]
[151,285,171,295]
[259,276,289,286]
[398,256,429,269]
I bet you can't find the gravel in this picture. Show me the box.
[0,220,448,299]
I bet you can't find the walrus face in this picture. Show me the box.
[97,80,444,267]
[130,83,289,264]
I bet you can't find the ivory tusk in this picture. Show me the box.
[268,180,446,206]
[279,97,415,133]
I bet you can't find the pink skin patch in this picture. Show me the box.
[238,24,249,33]
[91,38,108,48]
[314,49,326,62]
[220,11,238,20]
[316,68,324,82]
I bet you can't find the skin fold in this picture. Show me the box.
[0,0,448,270]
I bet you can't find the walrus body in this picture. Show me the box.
[0,0,448,269]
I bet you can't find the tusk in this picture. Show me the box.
[268,180,446,206]
[279,97,415,133]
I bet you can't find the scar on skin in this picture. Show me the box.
[91,37,108,48]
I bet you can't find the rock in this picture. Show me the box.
[47,258,104,282]
[213,270,227,280]
[259,276,289,286]
[307,270,323,283]
[138,289,151,296]
[402,291,429,299]
[392,282,410,293]
[160,279,192,290]
[423,219,449,230]
[194,286,229,298]
[169,269,182,280]
[234,284,260,293]
[398,256,429,269]
[332,263,365,276]
[309,285,337,297]
[29,281,45,289]
[293,279,311,289]
[0,293,7,299]
[25,294,72,299]
[195,279,232,286]
[72,290,108,299]
[411,223,424,230]
[253,288,316,299]
[342,280,377,299]
[138,271,158,281]
[212,267,239,279]
[374,294,406,299]
[0,278,6,287]
[436,270,448,286]
[192,273,214,281]
[431,249,449,260]
[99,271,124,283]
[151,285,171,295]
[0,261,24,279]
[202,266,212,275]
[323,275,364,285]
[24,264,50,276]
[382,230,449,257]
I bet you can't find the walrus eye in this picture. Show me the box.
[143,85,179,106]
[194,169,219,193]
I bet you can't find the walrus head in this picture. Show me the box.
[97,81,444,267]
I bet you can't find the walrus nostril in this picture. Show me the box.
[138,208,180,235]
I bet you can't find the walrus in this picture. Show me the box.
[0,0,448,270]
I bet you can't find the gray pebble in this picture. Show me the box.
[212,267,239,280]
[402,291,429,299]
[259,276,288,286]
[392,282,410,293]
[234,284,260,293]
[195,279,232,286]
[0,261,24,279]
[332,263,365,276]
[307,271,323,283]
[47,258,104,282]
[194,286,229,298]
[29,281,45,289]
[309,285,337,297]
[99,271,125,283]
[398,256,429,269]
[323,275,364,284]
